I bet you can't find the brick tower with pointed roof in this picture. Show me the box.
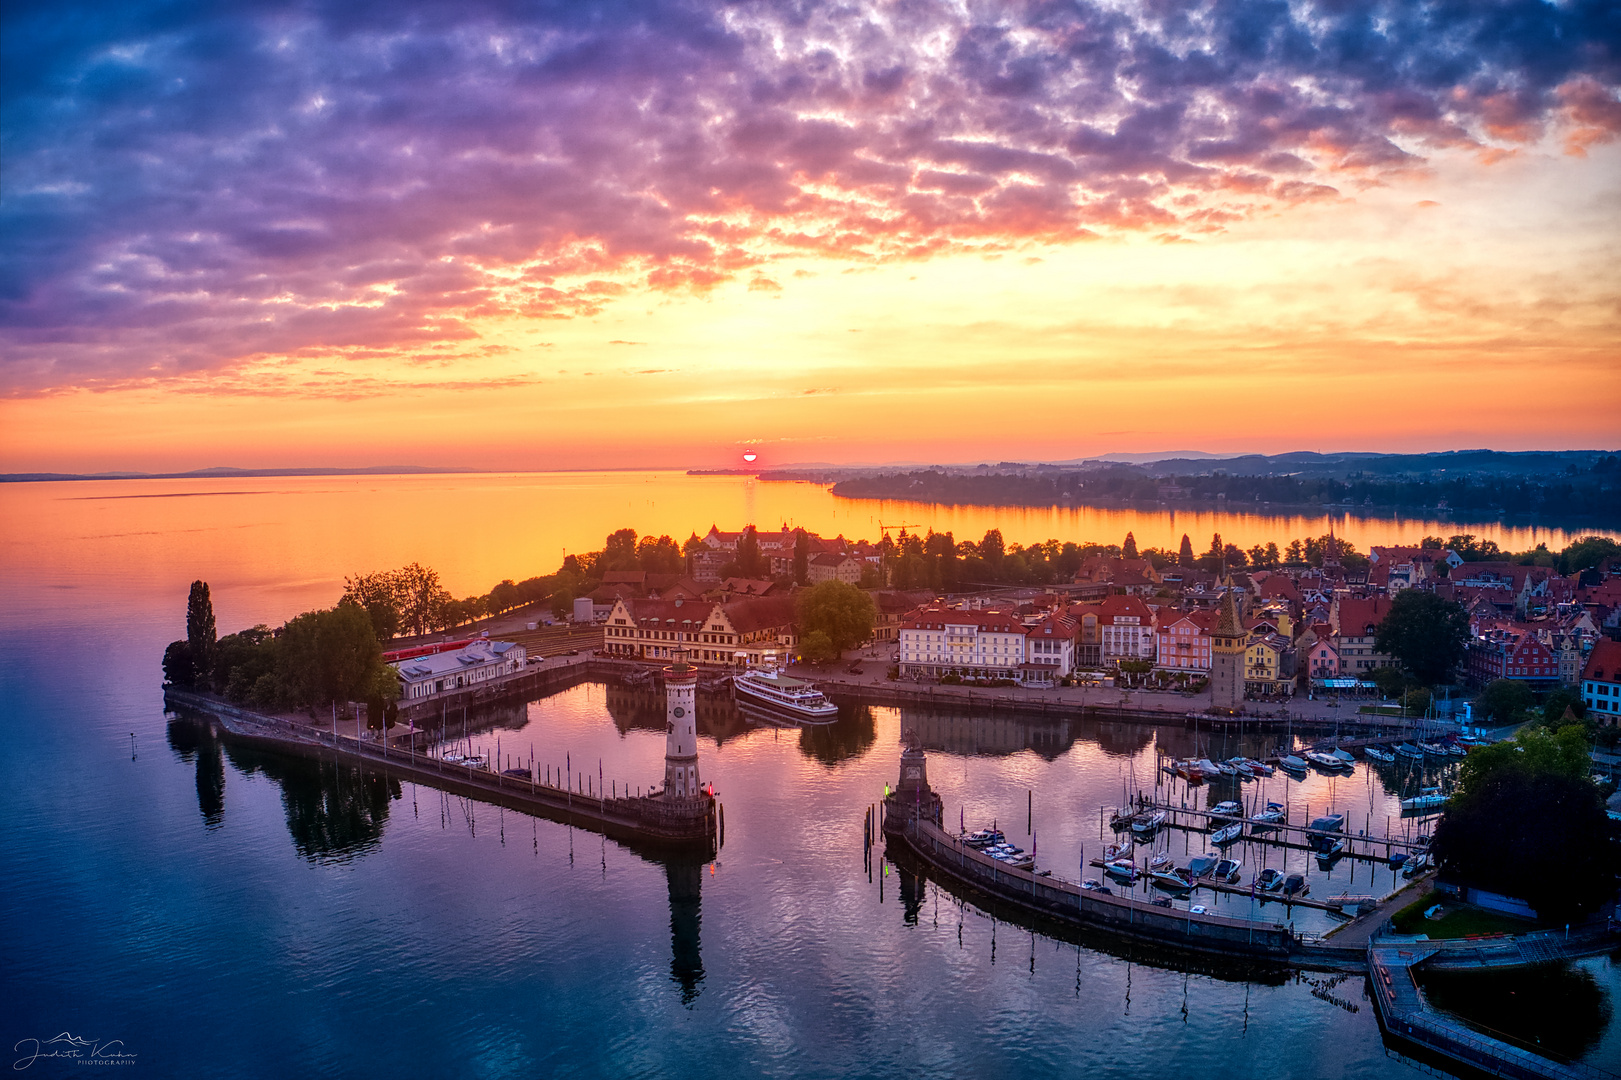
[1210,577,1246,709]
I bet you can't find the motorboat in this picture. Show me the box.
[1403,853,1433,878]
[1150,896,1174,908]
[1249,807,1286,833]
[1388,852,1409,869]
[1150,866,1195,891]
[1363,745,1396,763]
[1244,758,1275,777]
[1307,814,1345,836]
[1186,853,1221,879]
[1189,904,1208,914]
[1103,842,1132,862]
[463,754,489,770]
[1195,758,1226,779]
[1444,742,1467,758]
[733,668,840,723]
[442,751,467,764]
[1418,742,1450,758]
[1131,810,1167,835]
[1315,838,1347,862]
[1401,787,1448,812]
[1212,858,1242,884]
[1278,755,1309,775]
[1282,873,1309,896]
[1210,800,1242,817]
[1257,868,1285,892]
[1394,743,1425,760]
[1227,757,1254,778]
[1104,859,1140,881]
[1081,878,1106,891]
[964,829,1005,848]
[1210,822,1244,846]
[1331,748,1357,766]
[1305,750,1349,771]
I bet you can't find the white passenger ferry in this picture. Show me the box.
[732,668,840,724]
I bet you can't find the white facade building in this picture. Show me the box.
[393,639,526,700]
[899,606,1030,680]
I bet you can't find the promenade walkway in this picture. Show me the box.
[1369,940,1617,1080]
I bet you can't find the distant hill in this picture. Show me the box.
[0,465,483,483]
[828,450,1621,525]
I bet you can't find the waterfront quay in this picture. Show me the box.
[164,689,719,853]
[1370,942,1617,1080]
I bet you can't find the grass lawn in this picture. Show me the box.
[1390,891,1541,938]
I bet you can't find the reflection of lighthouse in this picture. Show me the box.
[665,858,705,1003]
[662,651,701,799]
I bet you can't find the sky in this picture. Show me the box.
[2,0,1619,473]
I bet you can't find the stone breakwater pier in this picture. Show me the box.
[164,688,719,854]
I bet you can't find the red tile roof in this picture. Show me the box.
[1581,637,1621,683]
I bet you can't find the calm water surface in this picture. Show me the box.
[2,474,1617,1077]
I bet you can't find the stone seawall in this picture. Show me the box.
[165,688,718,854]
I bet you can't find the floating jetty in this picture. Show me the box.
[165,689,719,853]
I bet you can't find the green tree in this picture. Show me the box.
[1543,686,1588,726]
[394,563,451,636]
[187,580,217,675]
[551,588,574,620]
[602,528,640,572]
[1475,678,1536,725]
[796,580,876,656]
[341,571,402,641]
[978,529,1005,573]
[277,604,391,709]
[162,640,196,688]
[1374,590,1470,685]
[798,630,836,664]
[637,535,684,574]
[1122,532,1137,559]
[1178,533,1195,567]
[1432,726,1619,922]
[1201,532,1224,571]
[1560,535,1621,576]
[793,530,810,586]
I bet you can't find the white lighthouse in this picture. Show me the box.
[662,650,701,799]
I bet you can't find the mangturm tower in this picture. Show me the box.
[662,650,701,799]
[1210,578,1246,710]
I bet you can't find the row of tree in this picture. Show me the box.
[163,581,398,712]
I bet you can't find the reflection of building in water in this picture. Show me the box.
[665,859,705,1004]
[902,710,1079,761]
[795,706,877,766]
[603,683,752,745]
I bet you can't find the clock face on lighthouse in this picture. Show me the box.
[673,706,686,718]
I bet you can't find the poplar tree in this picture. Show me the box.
[186,580,216,676]
[1178,534,1195,566]
[1122,532,1137,559]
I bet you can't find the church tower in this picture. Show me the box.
[1210,578,1247,710]
[662,650,701,799]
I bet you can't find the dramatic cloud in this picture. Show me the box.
[2,0,1617,391]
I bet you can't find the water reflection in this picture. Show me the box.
[603,683,754,745]
[665,857,706,1005]
[166,707,399,862]
[1419,962,1613,1061]
[165,714,225,828]
[797,705,878,766]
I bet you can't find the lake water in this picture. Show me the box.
[2,472,1617,1077]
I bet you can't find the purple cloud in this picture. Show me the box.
[1,0,1616,391]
